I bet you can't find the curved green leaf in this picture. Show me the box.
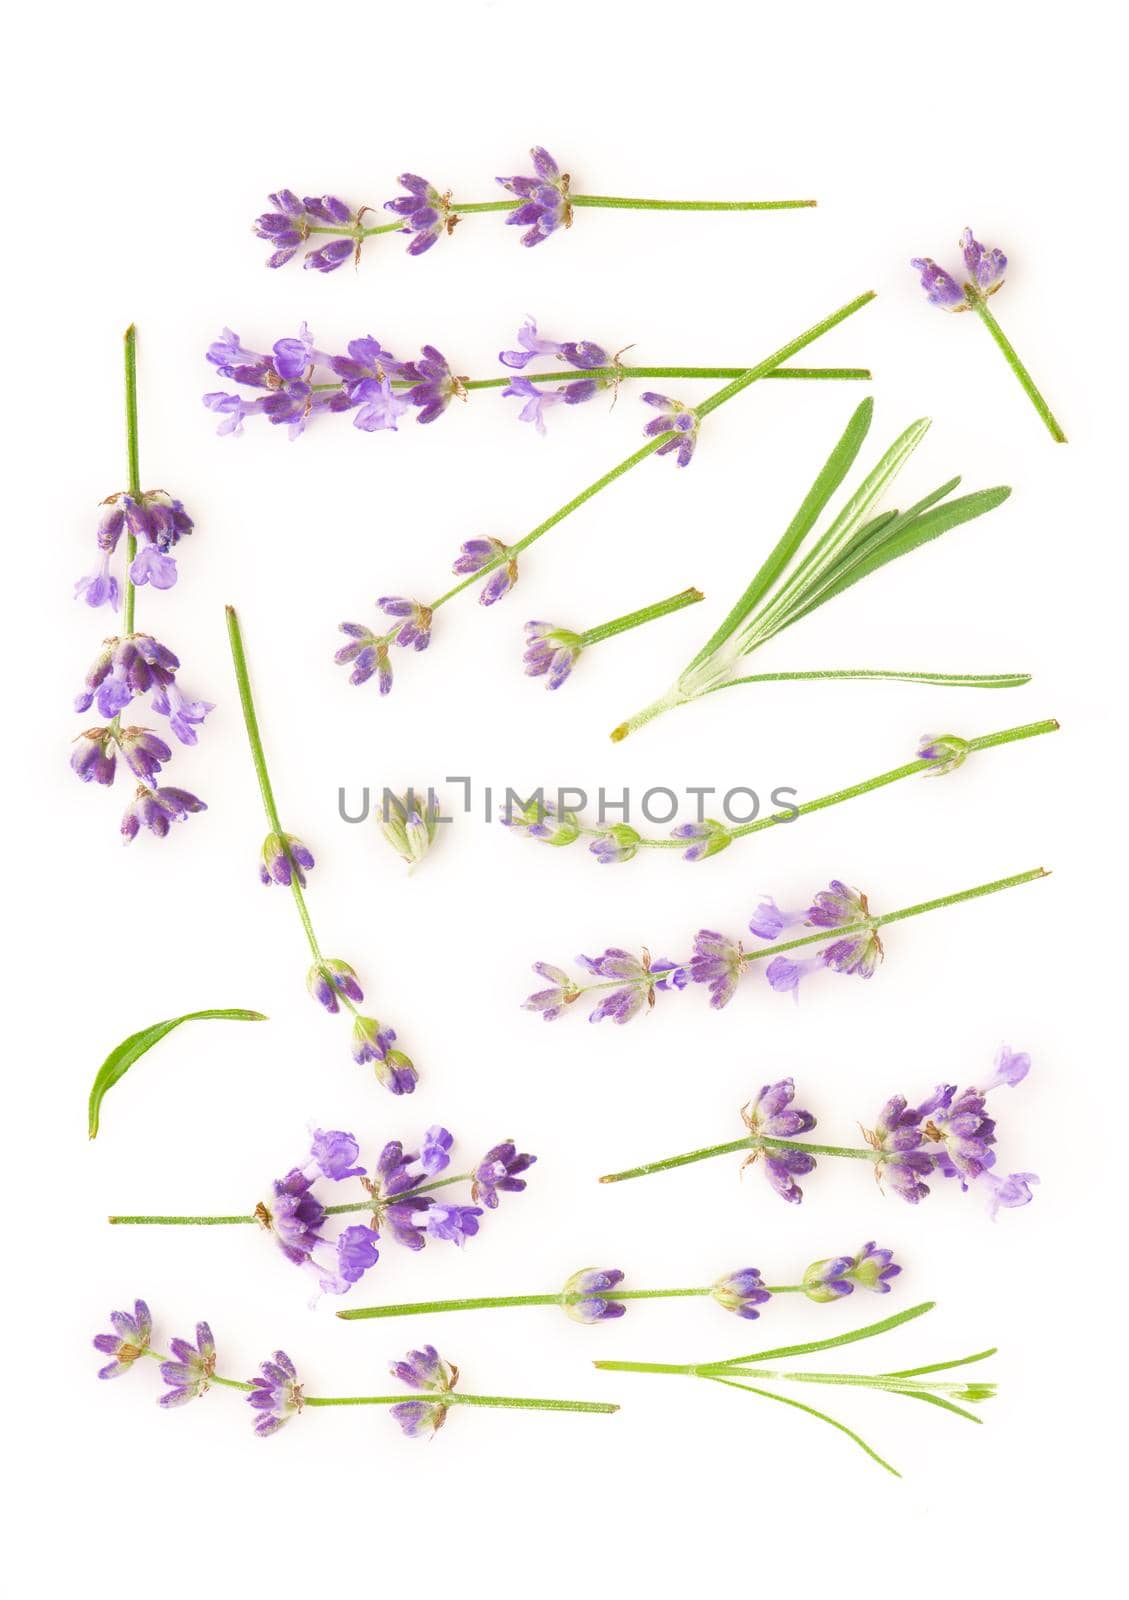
[88,1008,267,1138]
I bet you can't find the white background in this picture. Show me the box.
[6,0,1124,1590]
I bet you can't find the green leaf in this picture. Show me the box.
[681,398,874,676]
[709,668,1031,693]
[778,486,1012,631]
[88,1008,267,1138]
[706,1375,901,1476]
[738,416,933,651]
[896,1389,984,1425]
[881,1347,998,1379]
[707,1300,936,1368]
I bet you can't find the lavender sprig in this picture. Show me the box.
[336,291,876,698]
[338,1243,901,1324]
[523,866,1047,1023]
[507,718,1057,860]
[599,1049,1037,1220]
[73,327,209,840]
[523,587,705,691]
[911,228,1066,442]
[611,398,1024,741]
[93,1303,614,1438]
[204,317,869,440]
[108,1126,535,1298]
[252,152,815,270]
[225,606,416,1092]
[593,1300,997,1476]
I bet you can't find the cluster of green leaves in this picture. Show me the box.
[678,397,1019,698]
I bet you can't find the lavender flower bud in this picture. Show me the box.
[641,392,699,466]
[260,831,315,887]
[589,824,642,865]
[503,796,581,846]
[711,1268,772,1319]
[306,959,364,1013]
[452,537,518,604]
[71,728,117,786]
[375,1047,419,1097]
[377,789,439,866]
[917,733,971,774]
[671,818,732,862]
[523,621,583,688]
[562,1268,627,1324]
[351,1015,396,1062]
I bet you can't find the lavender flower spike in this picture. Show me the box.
[247,1350,304,1437]
[496,146,573,246]
[159,1321,216,1407]
[93,1300,152,1379]
[562,1268,627,1324]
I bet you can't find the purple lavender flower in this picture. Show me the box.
[641,393,699,466]
[118,728,173,784]
[336,625,393,692]
[253,192,357,270]
[396,346,465,424]
[377,597,433,651]
[333,1225,382,1287]
[522,622,584,688]
[204,323,344,439]
[763,954,824,995]
[671,819,732,863]
[93,1299,152,1379]
[980,1169,1039,1219]
[748,896,807,940]
[711,1268,772,1319]
[921,1047,1033,1192]
[310,1128,365,1182]
[500,318,570,368]
[159,1321,216,1407]
[962,229,1007,293]
[76,635,213,745]
[741,1079,818,1204]
[75,552,120,609]
[803,1243,902,1302]
[246,1350,303,1437]
[121,785,207,843]
[589,825,643,866]
[864,1086,950,1204]
[562,1268,627,1324]
[71,728,117,786]
[384,174,453,255]
[689,929,745,1009]
[453,536,519,605]
[496,147,573,246]
[418,1203,483,1246]
[502,375,599,433]
[917,732,971,774]
[522,961,581,1021]
[306,959,365,1014]
[578,948,670,1024]
[766,880,882,997]
[351,1017,418,1096]
[389,1344,457,1438]
[472,1142,536,1209]
[909,257,966,309]
[260,831,315,888]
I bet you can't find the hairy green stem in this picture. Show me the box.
[581,588,705,646]
[970,294,1066,443]
[122,325,141,635]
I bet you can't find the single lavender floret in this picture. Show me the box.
[589,824,643,865]
[377,597,432,651]
[562,1268,627,1324]
[121,785,206,843]
[522,621,585,688]
[396,346,465,423]
[246,1350,303,1437]
[673,819,733,863]
[522,962,581,1021]
[336,624,393,693]
[71,728,118,787]
[93,1299,152,1379]
[159,1321,216,1407]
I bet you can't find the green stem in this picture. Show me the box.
[425,292,876,612]
[308,365,871,396]
[970,295,1067,443]
[339,1286,716,1320]
[303,1392,618,1414]
[122,325,141,635]
[581,588,704,646]
[568,195,816,212]
[110,1212,256,1225]
[599,1134,877,1185]
[109,1170,473,1229]
[225,605,322,962]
